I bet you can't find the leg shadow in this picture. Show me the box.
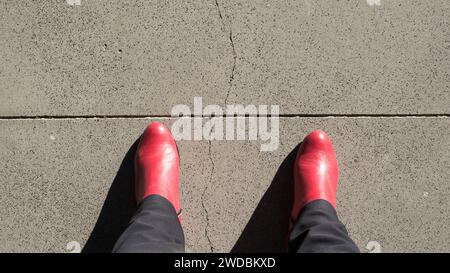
[231,144,299,253]
[82,138,139,253]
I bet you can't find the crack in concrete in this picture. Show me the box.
[201,140,215,252]
[215,0,237,105]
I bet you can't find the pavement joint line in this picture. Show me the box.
[0,114,448,120]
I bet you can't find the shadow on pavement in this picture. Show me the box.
[82,138,139,253]
[231,144,299,253]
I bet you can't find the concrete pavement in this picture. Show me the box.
[1,117,449,252]
[1,0,449,115]
[0,0,449,252]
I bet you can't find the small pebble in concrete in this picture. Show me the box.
[66,0,81,6]
[65,241,81,253]
[423,192,429,197]
[367,0,381,6]
[49,135,56,141]
[366,241,382,253]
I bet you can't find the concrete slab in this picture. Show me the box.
[0,117,448,252]
[216,0,450,114]
[0,118,212,252]
[210,116,450,252]
[1,0,449,116]
[0,0,232,116]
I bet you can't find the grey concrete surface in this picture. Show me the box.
[0,117,449,252]
[1,0,449,115]
[222,0,450,114]
[0,0,232,116]
[0,119,213,252]
[0,0,449,253]
[209,117,450,252]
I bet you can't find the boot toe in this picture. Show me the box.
[305,129,329,144]
[301,130,333,153]
[144,122,172,138]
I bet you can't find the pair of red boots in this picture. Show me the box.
[135,122,338,225]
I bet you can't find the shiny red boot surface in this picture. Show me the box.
[135,122,181,220]
[291,130,338,223]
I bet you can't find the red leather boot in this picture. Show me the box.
[291,130,338,226]
[135,122,182,221]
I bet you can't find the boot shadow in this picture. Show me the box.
[82,138,139,253]
[231,144,299,253]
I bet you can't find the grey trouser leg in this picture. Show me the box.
[113,195,185,253]
[289,200,359,253]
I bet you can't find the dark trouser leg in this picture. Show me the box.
[113,195,185,253]
[288,200,359,253]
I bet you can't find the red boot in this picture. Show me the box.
[291,130,338,225]
[135,122,182,221]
